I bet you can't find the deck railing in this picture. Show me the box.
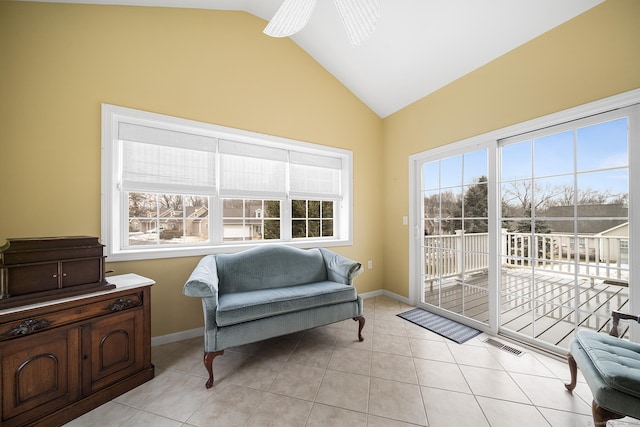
[424,230,629,283]
[423,231,489,280]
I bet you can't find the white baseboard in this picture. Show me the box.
[382,289,411,305]
[359,289,383,299]
[151,327,203,347]
[359,289,411,305]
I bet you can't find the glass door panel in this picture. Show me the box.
[412,99,637,353]
[499,115,630,348]
[421,149,489,325]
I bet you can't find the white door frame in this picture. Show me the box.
[408,88,640,343]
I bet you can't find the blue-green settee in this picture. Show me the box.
[183,244,365,388]
[565,311,640,426]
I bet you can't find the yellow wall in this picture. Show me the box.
[0,2,384,337]
[382,0,640,298]
[2,0,638,337]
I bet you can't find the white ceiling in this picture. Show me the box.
[24,0,605,117]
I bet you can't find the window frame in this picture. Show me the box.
[101,104,353,261]
[409,88,640,343]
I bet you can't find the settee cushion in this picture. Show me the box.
[216,245,328,294]
[576,329,640,399]
[216,281,357,327]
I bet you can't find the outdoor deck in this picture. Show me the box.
[424,267,630,349]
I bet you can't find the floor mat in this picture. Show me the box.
[397,308,482,344]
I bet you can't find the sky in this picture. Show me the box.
[423,117,629,199]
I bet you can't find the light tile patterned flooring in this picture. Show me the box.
[64,296,640,427]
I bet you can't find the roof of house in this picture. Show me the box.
[543,204,627,235]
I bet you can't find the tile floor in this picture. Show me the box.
[64,296,640,427]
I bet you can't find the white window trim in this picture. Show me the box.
[101,104,353,261]
[409,88,640,341]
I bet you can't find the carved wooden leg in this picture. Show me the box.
[203,350,224,389]
[353,316,365,342]
[565,353,577,391]
[592,400,624,426]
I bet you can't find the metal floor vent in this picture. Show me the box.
[484,338,523,356]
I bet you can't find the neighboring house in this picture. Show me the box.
[596,222,629,264]
[222,204,264,241]
[543,204,627,234]
[543,204,628,263]
[129,203,270,242]
[129,206,209,238]
[185,206,209,237]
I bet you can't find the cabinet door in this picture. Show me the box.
[84,309,144,394]
[0,327,80,427]
[61,258,102,287]
[8,263,59,296]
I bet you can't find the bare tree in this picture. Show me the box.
[547,184,627,207]
[553,184,576,207]
[160,194,183,210]
[501,180,563,217]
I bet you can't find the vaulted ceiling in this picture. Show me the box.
[23,0,605,117]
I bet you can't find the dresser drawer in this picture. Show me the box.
[0,291,143,342]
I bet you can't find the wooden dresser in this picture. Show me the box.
[0,274,155,427]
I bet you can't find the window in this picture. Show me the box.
[498,111,631,349]
[222,199,280,242]
[102,104,352,261]
[127,193,209,246]
[292,199,335,238]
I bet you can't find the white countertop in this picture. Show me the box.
[0,273,155,315]
[106,273,156,289]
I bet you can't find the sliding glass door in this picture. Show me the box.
[499,111,630,348]
[410,93,639,352]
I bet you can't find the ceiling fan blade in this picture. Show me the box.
[333,0,380,47]
[264,0,317,38]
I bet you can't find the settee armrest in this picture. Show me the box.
[319,248,363,285]
[183,255,219,299]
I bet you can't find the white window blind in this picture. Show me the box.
[219,140,288,197]
[289,151,342,198]
[119,123,217,195]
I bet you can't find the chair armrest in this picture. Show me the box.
[183,255,219,299]
[610,310,639,337]
[319,248,363,285]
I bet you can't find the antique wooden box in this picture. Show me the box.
[0,236,114,308]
